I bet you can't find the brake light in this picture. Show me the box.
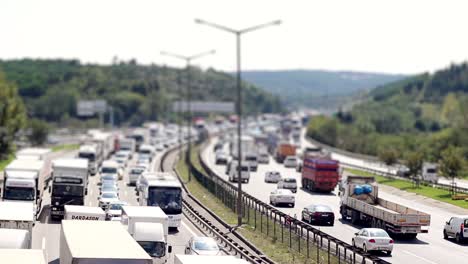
[368,239,376,243]
[389,239,394,244]
[461,223,465,232]
[313,212,321,216]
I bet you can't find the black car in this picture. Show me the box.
[301,204,335,226]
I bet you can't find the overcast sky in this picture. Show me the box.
[2,0,468,74]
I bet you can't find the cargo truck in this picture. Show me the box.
[3,159,49,217]
[301,158,340,192]
[60,220,152,264]
[50,159,89,220]
[78,144,99,175]
[339,175,431,238]
[16,148,51,161]
[64,205,106,221]
[0,229,31,249]
[0,249,46,264]
[0,202,35,232]
[275,142,296,163]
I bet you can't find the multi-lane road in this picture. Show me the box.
[202,133,468,264]
[30,146,204,263]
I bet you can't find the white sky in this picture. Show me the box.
[1,0,468,74]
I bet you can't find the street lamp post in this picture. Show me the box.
[161,50,215,181]
[195,19,281,226]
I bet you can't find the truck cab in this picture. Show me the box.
[133,222,172,263]
[78,145,98,175]
[243,152,258,172]
[422,162,438,184]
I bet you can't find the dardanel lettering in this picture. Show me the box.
[71,215,99,220]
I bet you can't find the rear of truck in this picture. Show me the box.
[275,143,296,163]
[302,158,340,192]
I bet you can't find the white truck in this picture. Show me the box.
[60,220,152,264]
[339,175,431,238]
[0,229,31,249]
[119,138,136,153]
[3,159,49,217]
[0,202,35,230]
[0,249,46,264]
[16,147,51,161]
[64,205,106,221]
[78,144,99,175]
[121,206,171,263]
[174,255,250,264]
[422,162,438,184]
[50,159,89,220]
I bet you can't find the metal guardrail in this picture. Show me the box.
[160,143,273,263]
[194,138,390,264]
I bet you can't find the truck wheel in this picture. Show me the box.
[351,211,359,224]
[340,206,347,220]
[443,230,448,239]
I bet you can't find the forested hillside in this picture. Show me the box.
[0,59,282,126]
[307,63,468,171]
[241,70,405,109]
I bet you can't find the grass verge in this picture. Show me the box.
[51,144,80,152]
[0,154,14,171]
[177,145,339,264]
[345,168,468,209]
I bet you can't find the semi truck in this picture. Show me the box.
[60,220,152,264]
[230,135,255,160]
[119,138,136,153]
[78,144,99,175]
[301,157,340,192]
[274,142,296,163]
[50,159,89,220]
[339,175,431,238]
[121,206,171,263]
[0,249,46,264]
[64,205,106,221]
[3,159,49,217]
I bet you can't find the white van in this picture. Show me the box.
[444,215,468,243]
[227,161,250,183]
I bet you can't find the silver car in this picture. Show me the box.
[352,228,393,256]
[185,236,221,256]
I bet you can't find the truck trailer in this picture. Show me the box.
[175,254,250,264]
[50,159,89,220]
[339,175,431,238]
[0,249,46,264]
[0,202,35,233]
[275,142,296,163]
[64,205,106,221]
[301,158,340,192]
[60,220,152,264]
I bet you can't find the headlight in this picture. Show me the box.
[55,202,60,205]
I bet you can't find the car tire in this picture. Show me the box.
[363,244,367,253]
[386,251,392,256]
[456,233,461,244]
[443,230,448,239]
[352,239,356,248]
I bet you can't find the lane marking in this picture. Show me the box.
[402,250,439,264]
[41,237,46,250]
[181,220,198,237]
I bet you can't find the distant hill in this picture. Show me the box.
[306,62,468,168]
[240,70,406,109]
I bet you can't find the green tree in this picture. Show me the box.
[378,148,399,166]
[0,72,26,158]
[28,119,49,146]
[405,152,423,187]
[439,146,464,194]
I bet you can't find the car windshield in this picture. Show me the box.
[314,205,333,212]
[102,192,117,198]
[131,168,144,174]
[102,186,117,192]
[284,178,296,183]
[102,167,117,174]
[101,175,115,180]
[109,203,124,210]
[116,153,126,158]
[138,241,166,257]
[4,186,35,201]
[240,166,249,171]
[193,239,219,251]
[78,152,95,161]
[148,187,182,214]
[369,230,389,237]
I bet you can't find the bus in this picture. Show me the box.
[139,173,182,229]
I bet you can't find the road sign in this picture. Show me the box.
[76,100,107,117]
[172,101,234,113]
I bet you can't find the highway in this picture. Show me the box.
[202,132,468,264]
[30,143,204,263]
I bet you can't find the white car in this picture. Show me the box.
[269,189,295,207]
[106,201,128,221]
[444,215,468,243]
[277,177,297,193]
[98,191,120,209]
[184,236,220,256]
[264,171,282,183]
[258,153,270,164]
[128,166,146,186]
[215,151,228,165]
[284,155,298,168]
[352,228,393,256]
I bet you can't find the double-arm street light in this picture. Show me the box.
[195,18,281,226]
[161,50,215,181]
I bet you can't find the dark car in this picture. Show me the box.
[301,204,335,226]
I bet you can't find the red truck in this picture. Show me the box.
[301,158,340,192]
[275,142,296,163]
